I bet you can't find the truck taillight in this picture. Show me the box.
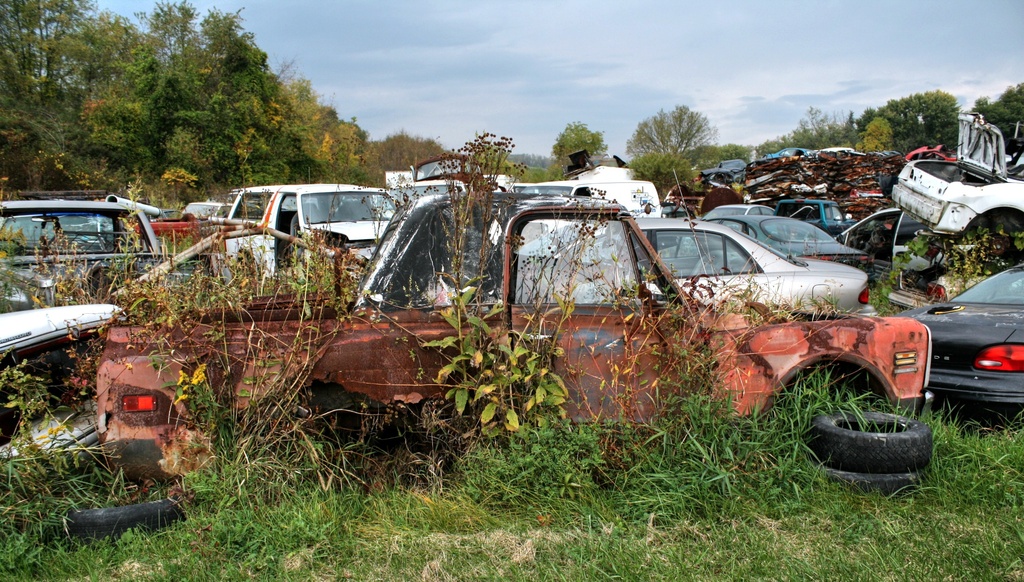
[858,287,870,304]
[122,394,157,412]
[974,345,1024,372]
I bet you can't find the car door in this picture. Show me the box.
[508,214,666,421]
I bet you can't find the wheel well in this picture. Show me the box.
[781,360,887,403]
[971,208,1024,233]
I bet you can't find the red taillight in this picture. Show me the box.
[926,283,946,301]
[858,287,870,304]
[974,345,1024,372]
[122,394,157,412]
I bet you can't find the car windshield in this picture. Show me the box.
[514,185,574,195]
[301,192,395,224]
[702,207,745,219]
[761,219,835,243]
[0,212,135,254]
[184,203,225,218]
[952,267,1024,304]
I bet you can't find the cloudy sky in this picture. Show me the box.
[95,0,1024,159]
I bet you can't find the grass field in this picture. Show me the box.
[3,378,1022,581]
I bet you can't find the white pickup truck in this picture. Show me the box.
[221,183,394,274]
[892,112,1024,236]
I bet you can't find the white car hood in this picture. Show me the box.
[958,112,1008,180]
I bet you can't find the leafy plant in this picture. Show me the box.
[423,285,568,436]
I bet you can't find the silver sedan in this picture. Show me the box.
[640,218,876,315]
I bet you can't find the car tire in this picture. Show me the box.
[818,464,922,495]
[64,498,184,540]
[808,411,932,474]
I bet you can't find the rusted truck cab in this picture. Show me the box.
[97,192,931,481]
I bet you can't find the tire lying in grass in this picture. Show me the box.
[65,498,184,540]
[819,465,923,496]
[808,411,933,474]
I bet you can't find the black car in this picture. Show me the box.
[902,264,1024,417]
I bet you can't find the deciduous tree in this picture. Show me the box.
[627,152,693,198]
[551,122,606,165]
[857,117,894,152]
[856,91,959,153]
[973,83,1024,136]
[626,105,717,159]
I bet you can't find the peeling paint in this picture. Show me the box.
[96,192,932,480]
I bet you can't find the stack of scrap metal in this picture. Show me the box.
[744,153,907,219]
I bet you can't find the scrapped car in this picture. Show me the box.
[219,184,394,272]
[706,215,871,271]
[838,208,930,280]
[892,112,1024,237]
[700,204,773,220]
[96,192,929,480]
[183,201,229,219]
[391,155,515,204]
[513,179,661,219]
[0,200,162,312]
[901,264,1024,416]
[640,218,876,315]
[774,198,857,236]
[761,147,815,160]
[905,145,956,162]
[700,159,747,186]
[0,303,119,444]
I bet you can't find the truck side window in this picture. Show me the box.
[513,218,636,305]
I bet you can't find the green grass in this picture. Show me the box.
[4,373,1023,580]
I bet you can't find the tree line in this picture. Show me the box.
[1,1,1021,206]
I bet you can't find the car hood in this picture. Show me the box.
[785,257,863,277]
[901,302,1024,344]
[957,112,1009,180]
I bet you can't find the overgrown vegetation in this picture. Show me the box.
[3,359,1022,579]
[2,134,1023,578]
[878,224,1024,304]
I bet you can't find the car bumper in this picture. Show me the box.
[926,368,1024,405]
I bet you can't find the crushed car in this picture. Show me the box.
[95,191,932,481]
[893,112,1024,238]
[700,159,747,187]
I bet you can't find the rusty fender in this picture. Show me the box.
[709,315,931,415]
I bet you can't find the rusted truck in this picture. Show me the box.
[96,192,932,480]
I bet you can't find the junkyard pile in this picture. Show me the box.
[744,153,907,220]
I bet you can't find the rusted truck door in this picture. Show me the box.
[508,215,665,421]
